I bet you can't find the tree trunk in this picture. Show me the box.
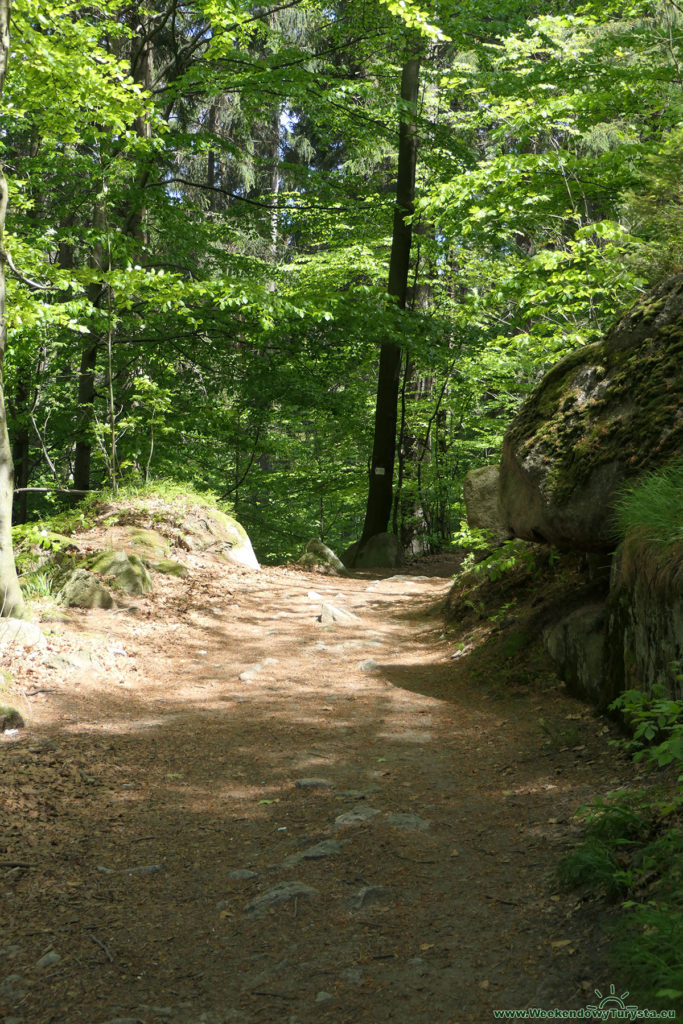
[0,0,25,617]
[207,100,219,208]
[128,15,154,246]
[73,203,105,492]
[11,375,29,525]
[358,51,420,548]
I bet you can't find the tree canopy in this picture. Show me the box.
[2,0,681,570]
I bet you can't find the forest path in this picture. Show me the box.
[2,557,630,1024]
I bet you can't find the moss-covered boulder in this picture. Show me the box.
[500,276,683,552]
[123,527,169,562]
[152,558,189,578]
[297,539,347,575]
[0,705,25,731]
[90,550,153,596]
[58,569,115,609]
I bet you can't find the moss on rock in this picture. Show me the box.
[500,276,683,551]
[89,550,153,596]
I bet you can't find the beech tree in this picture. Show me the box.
[0,0,23,616]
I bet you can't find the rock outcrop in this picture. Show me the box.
[606,535,683,701]
[182,508,260,570]
[543,604,610,707]
[544,535,683,706]
[342,533,402,569]
[491,279,683,705]
[463,465,508,540]
[297,539,347,575]
[499,275,683,552]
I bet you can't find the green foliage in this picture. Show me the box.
[560,789,683,1009]
[453,527,538,583]
[614,461,683,548]
[19,570,55,601]
[558,791,651,899]
[561,677,683,1010]
[610,684,683,780]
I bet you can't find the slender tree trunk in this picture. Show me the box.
[129,16,154,247]
[270,107,281,260]
[358,51,420,547]
[11,375,29,525]
[73,203,105,492]
[207,100,219,208]
[0,0,25,617]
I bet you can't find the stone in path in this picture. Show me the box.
[243,881,319,916]
[295,778,334,789]
[238,657,278,681]
[384,811,431,831]
[318,603,360,626]
[346,885,390,910]
[335,805,381,827]
[0,618,45,648]
[35,951,61,969]
[284,840,344,866]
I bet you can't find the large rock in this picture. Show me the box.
[58,569,115,610]
[90,550,153,596]
[463,465,508,539]
[500,276,683,552]
[183,508,260,570]
[606,535,683,701]
[297,539,347,575]
[544,536,683,705]
[342,532,402,569]
[0,617,45,648]
[544,604,609,707]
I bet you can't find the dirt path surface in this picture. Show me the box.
[2,554,635,1024]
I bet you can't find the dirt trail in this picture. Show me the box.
[1,556,635,1024]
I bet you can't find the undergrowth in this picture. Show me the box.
[559,682,683,1011]
[12,480,235,602]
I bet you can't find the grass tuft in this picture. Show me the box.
[614,460,683,548]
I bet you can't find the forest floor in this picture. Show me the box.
[1,539,648,1024]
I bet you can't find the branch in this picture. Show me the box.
[158,177,278,209]
[2,250,51,290]
[14,487,91,495]
[149,177,351,213]
[222,426,261,496]
[30,413,57,477]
